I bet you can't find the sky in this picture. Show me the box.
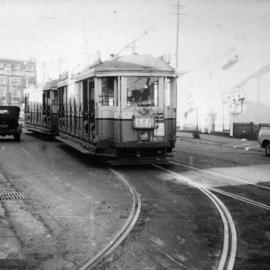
[177,0,270,125]
[1,0,270,123]
[0,0,176,81]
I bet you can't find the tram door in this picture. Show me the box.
[88,80,95,140]
[82,79,95,140]
[58,87,65,131]
[42,91,49,127]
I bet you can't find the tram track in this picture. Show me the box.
[169,161,270,211]
[78,169,141,270]
[209,187,270,211]
[169,161,270,191]
[153,164,237,270]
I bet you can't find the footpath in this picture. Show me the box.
[177,131,263,153]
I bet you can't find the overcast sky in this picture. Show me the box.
[1,0,270,110]
[0,0,176,80]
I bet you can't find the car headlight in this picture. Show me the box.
[139,131,149,141]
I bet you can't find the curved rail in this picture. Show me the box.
[169,161,270,191]
[78,169,141,270]
[153,164,237,270]
[170,161,270,210]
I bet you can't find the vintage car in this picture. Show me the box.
[0,106,22,141]
[258,126,270,156]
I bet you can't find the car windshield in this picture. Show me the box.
[0,106,20,118]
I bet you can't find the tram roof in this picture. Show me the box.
[75,54,176,81]
[96,54,175,72]
[43,78,60,91]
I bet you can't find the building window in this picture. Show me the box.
[101,77,117,106]
[11,90,19,98]
[0,87,5,97]
[0,63,4,69]
[10,77,21,86]
[0,76,6,85]
[13,64,21,70]
[27,65,34,71]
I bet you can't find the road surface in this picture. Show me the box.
[0,132,269,269]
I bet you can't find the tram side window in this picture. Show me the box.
[127,77,158,107]
[101,77,116,106]
[165,78,171,107]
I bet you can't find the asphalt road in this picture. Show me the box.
[0,133,132,269]
[171,139,270,270]
[0,133,269,269]
[98,139,270,269]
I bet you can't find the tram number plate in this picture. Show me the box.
[133,117,155,129]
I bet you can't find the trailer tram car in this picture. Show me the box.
[25,79,60,137]
[56,54,177,164]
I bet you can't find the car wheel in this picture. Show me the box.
[265,143,270,156]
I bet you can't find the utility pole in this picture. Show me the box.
[172,0,186,72]
[42,61,47,84]
[58,55,64,76]
[175,0,180,72]
[171,1,187,131]
[78,20,90,68]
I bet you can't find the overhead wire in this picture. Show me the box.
[180,11,270,46]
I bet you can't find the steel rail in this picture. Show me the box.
[210,187,270,211]
[169,161,270,191]
[169,161,270,210]
[78,169,141,270]
[153,164,237,270]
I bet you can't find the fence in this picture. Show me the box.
[233,122,270,140]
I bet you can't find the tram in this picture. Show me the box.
[25,79,59,137]
[56,54,177,164]
[25,54,177,163]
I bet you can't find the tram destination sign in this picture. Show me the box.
[133,116,156,129]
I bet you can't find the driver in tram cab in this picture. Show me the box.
[140,85,151,105]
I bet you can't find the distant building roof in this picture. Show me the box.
[0,58,36,64]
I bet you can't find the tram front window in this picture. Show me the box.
[127,77,158,107]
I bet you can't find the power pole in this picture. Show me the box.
[171,0,187,72]
[58,55,64,76]
[175,0,180,72]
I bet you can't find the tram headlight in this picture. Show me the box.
[139,131,149,141]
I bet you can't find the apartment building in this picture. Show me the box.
[0,58,36,106]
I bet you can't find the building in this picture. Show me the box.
[221,63,270,137]
[0,58,36,107]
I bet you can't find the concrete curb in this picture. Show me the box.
[177,136,263,153]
